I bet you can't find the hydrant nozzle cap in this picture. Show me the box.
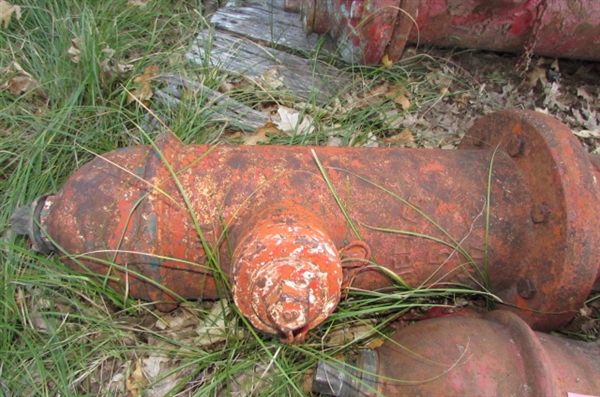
[249,257,330,342]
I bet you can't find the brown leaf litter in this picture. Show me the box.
[127,65,160,105]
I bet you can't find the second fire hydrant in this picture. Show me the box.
[312,310,600,396]
[12,110,600,341]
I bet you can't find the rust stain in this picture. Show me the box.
[419,162,446,173]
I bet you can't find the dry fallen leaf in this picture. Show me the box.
[262,67,285,90]
[326,135,342,146]
[579,303,592,317]
[0,0,21,28]
[366,81,390,98]
[365,336,386,349]
[1,61,40,95]
[395,93,411,110]
[526,65,548,87]
[273,106,315,135]
[364,132,379,147]
[194,299,242,347]
[155,307,199,331]
[381,129,414,146]
[384,83,402,98]
[452,92,470,107]
[326,320,378,346]
[381,53,393,69]
[301,369,315,394]
[581,318,598,334]
[126,359,147,397]
[67,37,81,63]
[573,130,600,139]
[140,355,191,397]
[216,364,271,397]
[126,65,159,105]
[244,120,281,145]
[384,84,411,110]
[220,81,236,93]
[576,87,594,102]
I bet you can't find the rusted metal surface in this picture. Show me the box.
[287,0,600,64]
[231,202,343,342]
[298,0,401,64]
[12,110,600,337]
[313,310,600,396]
[460,111,600,330]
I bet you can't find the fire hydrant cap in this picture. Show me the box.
[249,257,329,340]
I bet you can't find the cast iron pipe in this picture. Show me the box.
[312,310,600,396]
[11,110,600,340]
[285,0,600,64]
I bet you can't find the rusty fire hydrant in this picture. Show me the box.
[312,310,600,396]
[12,110,600,341]
[284,0,600,64]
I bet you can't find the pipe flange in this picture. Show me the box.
[459,110,600,331]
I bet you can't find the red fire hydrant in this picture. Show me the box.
[12,110,600,341]
[312,310,600,396]
[285,0,600,64]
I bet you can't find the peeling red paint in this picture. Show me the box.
[289,0,600,64]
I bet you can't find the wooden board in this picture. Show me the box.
[209,0,337,54]
[188,30,350,105]
[155,74,269,132]
[151,0,351,133]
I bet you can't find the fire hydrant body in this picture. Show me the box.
[13,110,600,339]
[312,310,600,396]
[288,0,600,64]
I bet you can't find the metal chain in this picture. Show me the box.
[517,0,549,74]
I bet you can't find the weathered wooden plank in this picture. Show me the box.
[153,74,269,132]
[187,29,351,104]
[209,0,336,54]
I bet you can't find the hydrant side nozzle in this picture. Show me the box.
[232,202,343,341]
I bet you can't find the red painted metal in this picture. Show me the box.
[312,310,600,396]
[287,0,600,64]
[231,201,343,342]
[12,110,600,339]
